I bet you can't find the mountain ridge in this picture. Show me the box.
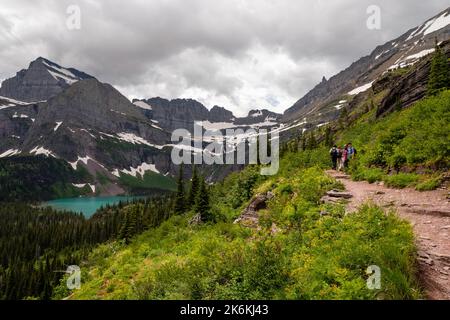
[282,7,450,124]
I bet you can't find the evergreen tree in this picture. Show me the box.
[188,166,199,207]
[194,176,212,222]
[427,40,450,96]
[174,164,186,214]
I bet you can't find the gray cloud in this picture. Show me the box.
[0,0,448,116]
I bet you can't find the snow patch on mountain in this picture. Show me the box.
[30,146,56,157]
[0,96,29,109]
[116,132,164,149]
[407,10,450,40]
[80,129,96,138]
[404,48,435,61]
[69,155,98,170]
[424,11,450,36]
[133,101,153,110]
[88,184,96,193]
[0,149,21,158]
[250,110,263,117]
[72,183,87,188]
[118,162,160,178]
[348,82,374,95]
[54,121,63,132]
[42,60,80,85]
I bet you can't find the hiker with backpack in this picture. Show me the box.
[340,143,357,169]
[329,145,339,170]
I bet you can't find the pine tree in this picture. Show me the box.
[427,40,450,96]
[174,164,186,214]
[194,176,212,222]
[188,166,199,207]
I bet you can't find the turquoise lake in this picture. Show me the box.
[43,196,146,218]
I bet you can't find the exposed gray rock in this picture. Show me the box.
[234,191,274,227]
[0,57,93,102]
[208,105,234,122]
[326,190,353,199]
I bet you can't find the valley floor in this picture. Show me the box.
[326,170,450,300]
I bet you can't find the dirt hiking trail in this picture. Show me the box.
[326,170,450,300]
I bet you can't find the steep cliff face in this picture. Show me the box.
[139,97,210,132]
[0,78,175,195]
[208,105,234,123]
[133,97,282,133]
[0,57,94,102]
[376,40,450,117]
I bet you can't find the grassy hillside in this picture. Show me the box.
[55,149,420,300]
[53,72,450,301]
[337,90,450,189]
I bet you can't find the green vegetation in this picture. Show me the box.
[174,165,186,214]
[427,42,450,96]
[56,148,420,300]
[118,171,176,194]
[6,51,449,301]
[338,90,450,190]
[383,173,420,189]
[0,156,92,201]
[415,175,443,191]
[0,196,174,300]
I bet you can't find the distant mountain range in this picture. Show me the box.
[0,58,282,196]
[0,7,449,197]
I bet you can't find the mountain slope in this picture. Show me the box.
[0,78,175,197]
[283,7,450,125]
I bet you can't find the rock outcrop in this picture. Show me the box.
[234,191,274,227]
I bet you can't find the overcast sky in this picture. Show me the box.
[0,0,448,116]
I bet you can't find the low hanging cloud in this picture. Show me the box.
[0,0,447,116]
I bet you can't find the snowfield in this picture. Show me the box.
[348,81,374,95]
[116,132,165,149]
[133,101,153,110]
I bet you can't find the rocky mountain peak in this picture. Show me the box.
[209,105,234,122]
[0,57,94,103]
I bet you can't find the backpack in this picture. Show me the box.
[330,148,338,157]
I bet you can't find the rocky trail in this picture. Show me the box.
[326,170,450,300]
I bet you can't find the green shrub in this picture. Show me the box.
[383,173,420,188]
[415,176,442,191]
[352,166,385,183]
[339,90,450,170]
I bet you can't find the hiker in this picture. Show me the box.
[346,143,357,166]
[341,144,348,170]
[329,145,339,170]
[336,146,343,171]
